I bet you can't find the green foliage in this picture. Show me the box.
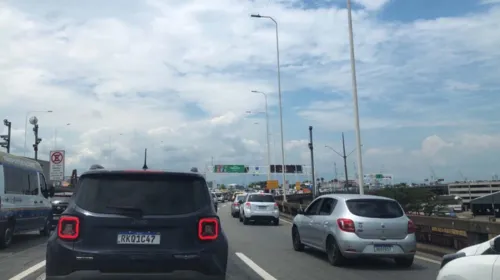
[219,184,226,190]
[373,186,442,216]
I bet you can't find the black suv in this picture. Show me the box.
[45,169,228,279]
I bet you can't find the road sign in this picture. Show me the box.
[49,150,65,181]
[213,164,247,173]
[266,180,279,190]
[269,165,303,173]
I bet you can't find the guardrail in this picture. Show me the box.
[276,201,500,251]
[274,190,359,203]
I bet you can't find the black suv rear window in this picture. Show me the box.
[248,194,275,203]
[346,199,403,218]
[74,173,210,215]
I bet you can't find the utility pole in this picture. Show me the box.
[308,126,317,197]
[29,116,42,160]
[341,132,349,190]
[142,148,148,170]
[1,119,12,153]
[325,132,361,192]
[33,124,41,160]
[334,162,338,180]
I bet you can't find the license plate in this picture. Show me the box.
[258,206,267,209]
[117,232,161,245]
[374,245,393,253]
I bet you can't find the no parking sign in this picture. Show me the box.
[49,150,65,181]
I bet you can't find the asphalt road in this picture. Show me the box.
[4,202,441,280]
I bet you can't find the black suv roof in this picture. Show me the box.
[80,169,206,179]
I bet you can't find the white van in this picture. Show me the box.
[0,151,54,248]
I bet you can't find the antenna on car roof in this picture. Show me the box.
[142,148,148,170]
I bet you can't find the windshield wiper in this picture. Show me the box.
[106,205,144,218]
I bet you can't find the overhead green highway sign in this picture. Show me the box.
[213,165,248,173]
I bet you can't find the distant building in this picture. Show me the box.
[470,191,500,216]
[448,181,500,210]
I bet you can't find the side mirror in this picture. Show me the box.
[490,236,500,252]
[238,200,244,205]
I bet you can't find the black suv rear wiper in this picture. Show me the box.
[106,205,144,218]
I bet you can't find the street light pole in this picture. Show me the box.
[251,90,271,181]
[24,110,52,156]
[251,14,287,201]
[346,0,365,194]
[325,132,361,191]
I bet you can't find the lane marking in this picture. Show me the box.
[36,273,46,280]
[415,255,441,265]
[235,252,277,280]
[279,217,442,265]
[280,218,292,225]
[8,260,45,280]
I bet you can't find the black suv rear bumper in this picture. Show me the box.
[45,271,225,279]
[46,236,228,279]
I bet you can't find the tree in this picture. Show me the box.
[220,184,226,190]
[374,186,442,215]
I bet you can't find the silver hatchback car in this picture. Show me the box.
[231,194,247,218]
[239,193,280,225]
[291,194,416,267]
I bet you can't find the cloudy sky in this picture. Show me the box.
[1,0,500,184]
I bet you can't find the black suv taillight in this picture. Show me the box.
[198,217,219,241]
[57,216,80,240]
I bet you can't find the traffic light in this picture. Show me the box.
[0,119,11,153]
[244,166,249,173]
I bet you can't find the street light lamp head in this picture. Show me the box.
[3,119,9,126]
[29,116,38,125]
[47,110,53,113]
[250,14,261,18]
[251,90,258,93]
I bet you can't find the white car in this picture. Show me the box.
[437,235,500,279]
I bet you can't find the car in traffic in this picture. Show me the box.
[437,235,500,279]
[239,193,279,225]
[230,194,247,218]
[231,192,245,201]
[212,192,218,212]
[291,194,416,267]
[50,191,73,229]
[45,168,228,279]
[0,151,54,249]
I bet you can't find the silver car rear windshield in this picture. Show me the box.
[346,199,404,218]
[247,194,275,203]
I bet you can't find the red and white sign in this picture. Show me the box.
[49,150,65,181]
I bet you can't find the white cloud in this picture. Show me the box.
[1,0,499,183]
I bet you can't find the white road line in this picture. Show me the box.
[235,252,277,280]
[8,260,45,280]
[280,218,292,225]
[415,255,441,265]
[279,217,442,265]
[36,273,46,280]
